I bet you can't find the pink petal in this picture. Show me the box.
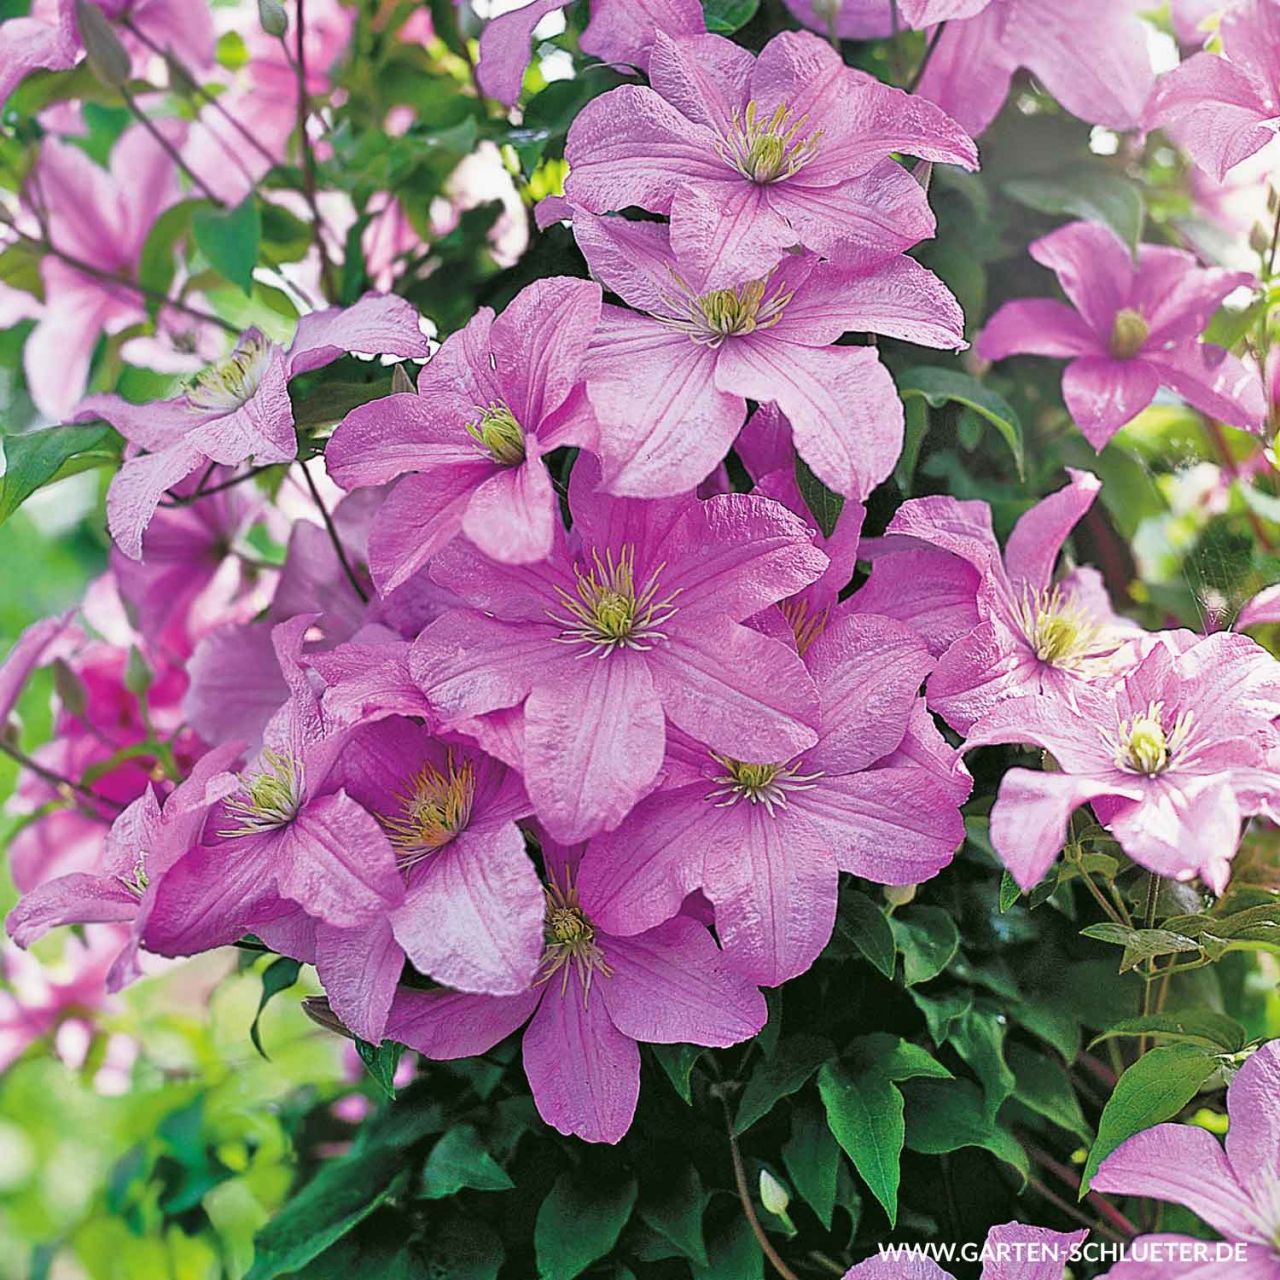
[287,293,427,376]
[0,609,76,725]
[898,0,990,22]
[187,346,296,465]
[1225,1040,1280,1195]
[669,178,799,291]
[982,1224,1089,1280]
[978,299,1099,361]
[1101,1235,1280,1280]
[522,982,641,1143]
[851,547,981,658]
[1237,584,1280,630]
[461,460,557,565]
[1030,219,1134,337]
[1003,468,1101,594]
[579,0,705,73]
[390,823,544,994]
[476,0,568,106]
[184,621,287,750]
[314,917,404,1043]
[77,393,210,452]
[387,987,539,1059]
[648,29,753,132]
[1145,345,1267,434]
[568,210,685,314]
[107,440,206,561]
[523,649,666,841]
[843,1257,953,1280]
[6,874,139,948]
[599,917,766,1045]
[0,12,78,104]
[916,7,1018,137]
[1061,356,1160,450]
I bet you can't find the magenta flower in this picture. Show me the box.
[914,0,1155,138]
[576,610,967,986]
[410,464,827,842]
[875,469,1137,732]
[979,221,1265,450]
[79,294,428,560]
[842,1222,1088,1279]
[0,1,78,104]
[385,835,766,1144]
[1094,1040,1280,1280]
[476,0,704,107]
[565,29,977,283]
[1146,0,1280,182]
[140,617,404,956]
[965,631,1280,892]
[327,278,601,590]
[1238,584,1280,631]
[0,609,77,728]
[557,203,960,499]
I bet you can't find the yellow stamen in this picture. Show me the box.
[548,545,680,657]
[1015,585,1103,670]
[1106,701,1194,776]
[708,754,823,816]
[466,401,526,466]
[221,749,304,836]
[187,333,272,411]
[1110,308,1150,360]
[720,100,823,184]
[780,598,829,656]
[380,755,476,863]
[537,873,612,1005]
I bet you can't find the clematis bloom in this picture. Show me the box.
[385,836,766,1144]
[79,294,428,560]
[410,464,827,842]
[1094,1040,1280,1279]
[327,278,601,589]
[565,29,977,284]
[965,631,1280,892]
[843,1222,1088,1279]
[979,220,1265,450]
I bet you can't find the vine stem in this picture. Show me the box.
[0,738,125,815]
[157,464,275,508]
[1024,1140,1140,1239]
[300,462,369,604]
[293,0,338,302]
[907,22,946,93]
[120,86,223,205]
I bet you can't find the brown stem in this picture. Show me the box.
[719,1095,801,1280]
[1025,1141,1140,1238]
[293,0,338,301]
[300,462,369,604]
[0,738,125,815]
[907,22,946,93]
[156,464,274,508]
[1203,416,1275,552]
[120,86,223,206]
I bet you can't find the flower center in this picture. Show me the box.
[708,754,823,816]
[780,598,829,656]
[466,401,526,466]
[1015,585,1103,669]
[221,749,304,836]
[1106,701,1194,776]
[1109,307,1150,360]
[720,100,822,184]
[380,755,475,865]
[548,545,680,657]
[538,876,612,1003]
[657,272,795,348]
[187,333,272,412]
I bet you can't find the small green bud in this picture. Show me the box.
[759,1169,790,1217]
[884,883,917,908]
[258,0,289,38]
[76,0,130,89]
[124,645,154,697]
[52,658,87,720]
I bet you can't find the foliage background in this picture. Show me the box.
[1,1,1279,1278]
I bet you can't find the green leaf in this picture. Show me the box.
[701,0,760,33]
[354,1038,404,1099]
[535,1174,638,1280]
[637,1166,708,1266]
[691,1215,763,1280]
[890,905,961,986]
[651,1042,703,1104]
[1080,923,1201,972]
[735,1034,833,1133]
[1002,172,1145,252]
[0,423,111,526]
[949,1010,1016,1119]
[817,1062,903,1226]
[836,889,896,979]
[1080,1043,1221,1193]
[244,1147,406,1280]
[782,1102,840,1231]
[897,367,1024,479]
[1008,1043,1091,1142]
[912,988,974,1048]
[999,871,1022,913]
[849,1034,952,1084]
[794,454,844,538]
[420,1217,504,1280]
[895,394,930,495]
[249,955,301,1059]
[902,1078,1029,1181]
[1089,1012,1248,1054]
[420,1125,514,1199]
[193,195,261,295]
[136,200,196,317]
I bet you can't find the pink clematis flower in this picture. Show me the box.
[979,221,1265,450]
[385,835,766,1144]
[0,0,78,104]
[842,1222,1088,1279]
[554,202,961,500]
[565,30,977,284]
[410,464,827,842]
[78,294,428,560]
[965,631,1280,892]
[1238,584,1280,631]
[1094,1040,1280,1280]
[1146,0,1280,183]
[139,616,404,955]
[327,277,601,590]
[474,0,704,108]
[577,611,968,986]
[871,469,1137,732]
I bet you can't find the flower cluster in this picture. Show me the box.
[1,0,1280,1252]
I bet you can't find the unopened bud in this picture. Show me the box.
[391,364,415,395]
[258,0,289,38]
[52,658,87,720]
[124,646,153,697]
[884,883,917,908]
[759,1169,790,1217]
[164,50,197,98]
[75,0,130,89]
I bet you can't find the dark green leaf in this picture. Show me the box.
[420,1217,505,1280]
[795,454,844,538]
[651,1042,703,1104]
[949,1010,1015,1120]
[895,394,930,495]
[781,1102,840,1230]
[249,955,301,1059]
[193,195,261,295]
[1080,1043,1221,1192]
[638,1166,708,1266]
[999,871,1022,913]
[817,1062,903,1225]
[1002,172,1145,252]
[534,1174,637,1280]
[136,200,196,317]
[701,0,760,33]
[837,889,896,979]
[897,367,1024,479]
[849,1034,952,1084]
[735,1034,833,1133]
[691,1215,763,1280]
[0,423,111,526]
[1080,923,1201,972]
[1089,1012,1248,1053]
[1008,1043,1091,1142]
[890,905,960,986]
[420,1124,514,1198]
[901,1078,1029,1181]
[354,1038,404,1099]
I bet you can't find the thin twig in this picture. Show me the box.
[1025,1141,1140,1239]
[907,22,946,93]
[120,86,223,205]
[0,738,125,814]
[300,462,369,604]
[157,464,275,508]
[293,0,338,301]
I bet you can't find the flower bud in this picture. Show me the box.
[258,0,289,38]
[759,1169,790,1217]
[124,645,154,697]
[884,883,917,908]
[52,658,87,720]
[76,0,130,89]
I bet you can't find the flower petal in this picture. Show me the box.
[387,987,540,1059]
